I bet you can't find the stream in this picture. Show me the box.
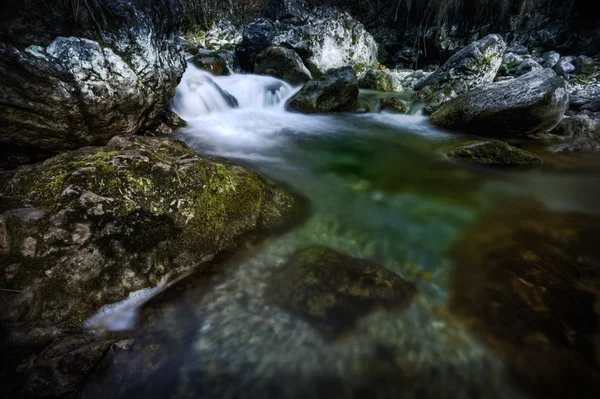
[82,66,600,398]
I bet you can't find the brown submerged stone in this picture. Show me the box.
[265,246,417,339]
[449,202,600,398]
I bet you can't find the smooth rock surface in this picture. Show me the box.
[430,69,569,137]
[446,141,543,165]
[254,45,312,85]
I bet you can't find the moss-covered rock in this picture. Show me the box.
[358,68,398,91]
[446,140,543,165]
[379,96,410,113]
[190,52,229,76]
[264,247,417,339]
[0,136,301,328]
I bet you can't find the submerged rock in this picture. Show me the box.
[447,140,543,165]
[449,203,600,398]
[415,34,506,111]
[286,67,359,113]
[0,136,301,328]
[0,0,185,163]
[430,69,569,137]
[264,247,417,339]
[254,46,312,85]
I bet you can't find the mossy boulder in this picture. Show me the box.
[264,247,417,339]
[190,53,229,76]
[0,136,301,328]
[449,203,600,398]
[380,96,410,113]
[358,68,398,91]
[446,140,543,165]
[286,67,359,113]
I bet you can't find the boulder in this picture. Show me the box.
[264,246,417,339]
[380,97,410,113]
[540,51,560,68]
[254,46,312,85]
[446,140,542,165]
[572,55,596,76]
[429,69,569,138]
[515,59,543,76]
[264,0,310,23]
[548,114,600,152]
[553,56,576,77]
[202,20,243,51]
[415,34,506,111]
[358,68,398,91]
[0,0,185,163]
[190,51,229,76]
[237,7,378,76]
[0,136,301,328]
[286,66,359,113]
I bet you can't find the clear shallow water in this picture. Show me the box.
[83,67,600,398]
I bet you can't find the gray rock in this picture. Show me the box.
[506,43,529,55]
[446,140,542,165]
[415,34,507,111]
[430,68,569,138]
[0,0,185,163]
[516,58,543,76]
[572,55,595,76]
[203,20,243,51]
[548,114,600,152]
[286,67,359,113]
[254,46,312,85]
[237,18,278,71]
[581,98,600,112]
[553,57,576,77]
[540,51,561,68]
[358,68,398,91]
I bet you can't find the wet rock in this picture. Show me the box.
[449,204,600,398]
[547,114,600,152]
[515,59,543,76]
[540,51,560,69]
[190,52,229,76]
[264,247,417,339]
[358,68,398,91]
[254,46,312,85]
[553,56,576,77]
[286,67,359,113]
[145,108,187,136]
[0,0,185,164]
[265,0,310,23]
[237,18,278,71]
[446,140,543,165]
[430,69,569,138]
[415,34,506,111]
[0,136,301,328]
[379,97,410,114]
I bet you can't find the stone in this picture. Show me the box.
[430,69,569,138]
[380,97,410,113]
[237,18,278,72]
[553,56,576,77]
[572,55,596,77]
[547,114,600,152]
[446,140,543,165]
[515,59,543,76]
[358,68,398,91]
[286,67,359,113]
[0,136,301,328]
[0,0,185,164]
[449,203,600,398]
[190,52,229,76]
[540,51,560,68]
[202,20,243,51]
[254,46,312,85]
[415,34,506,111]
[264,247,417,339]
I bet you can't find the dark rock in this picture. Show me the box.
[553,56,576,77]
[573,55,596,76]
[430,69,569,138]
[449,203,600,398]
[505,43,528,55]
[0,0,185,164]
[286,67,359,113]
[540,51,560,69]
[515,58,543,76]
[264,247,417,339]
[380,97,409,114]
[582,98,600,112]
[190,52,229,76]
[254,46,312,85]
[358,68,398,91]
[547,114,600,152]
[0,136,301,328]
[265,0,310,23]
[237,19,278,72]
[447,140,543,165]
[415,34,506,111]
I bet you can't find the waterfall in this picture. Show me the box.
[171,65,294,119]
